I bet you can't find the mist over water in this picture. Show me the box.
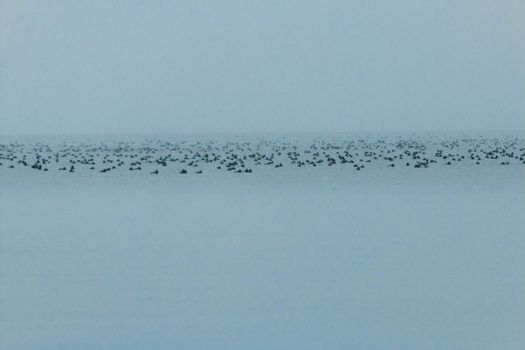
[1,1,525,349]
[1,0,525,134]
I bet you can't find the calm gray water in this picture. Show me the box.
[1,135,524,349]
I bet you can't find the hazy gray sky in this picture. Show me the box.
[1,0,524,134]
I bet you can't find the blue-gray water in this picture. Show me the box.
[1,134,524,349]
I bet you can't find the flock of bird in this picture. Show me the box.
[1,135,524,175]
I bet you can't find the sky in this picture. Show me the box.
[1,0,524,134]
